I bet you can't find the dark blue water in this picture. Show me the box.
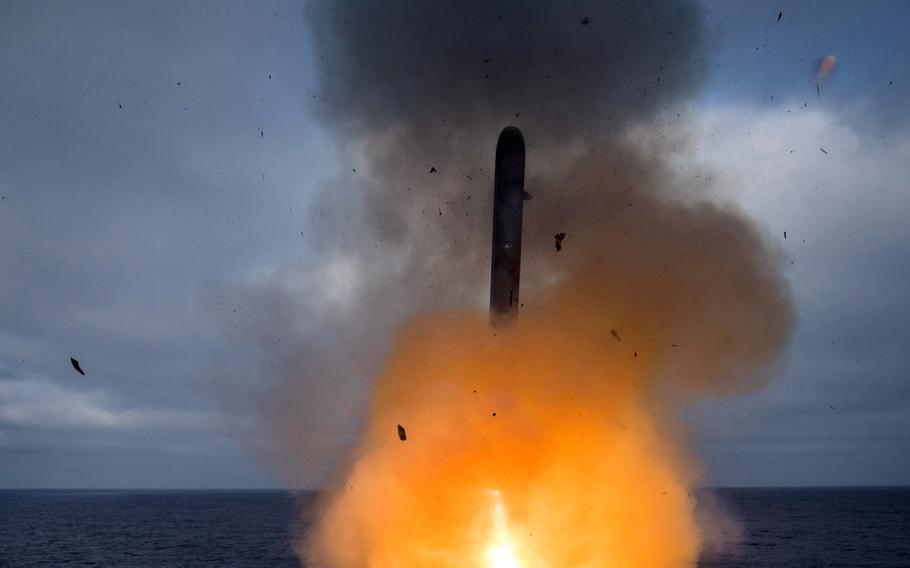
[1,488,907,567]
[0,490,309,568]
[698,487,910,568]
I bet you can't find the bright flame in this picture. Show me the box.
[485,490,522,568]
[487,545,520,568]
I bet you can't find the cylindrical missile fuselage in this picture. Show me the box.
[489,126,526,323]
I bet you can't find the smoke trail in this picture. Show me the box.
[231,1,794,565]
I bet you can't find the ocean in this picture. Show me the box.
[1,487,907,567]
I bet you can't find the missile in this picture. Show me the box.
[489,126,526,324]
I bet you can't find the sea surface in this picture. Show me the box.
[1,487,907,567]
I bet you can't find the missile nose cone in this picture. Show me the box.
[495,126,525,185]
[497,125,525,149]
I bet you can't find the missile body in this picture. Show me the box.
[489,126,526,324]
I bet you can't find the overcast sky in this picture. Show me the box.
[1,0,908,489]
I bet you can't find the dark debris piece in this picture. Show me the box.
[610,329,622,342]
[784,231,787,239]
[554,232,566,252]
[580,16,590,25]
[429,167,437,174]
[777,10,782,22]
[70,357,85,376]
[397,424,407,441]
[819,147,828,155]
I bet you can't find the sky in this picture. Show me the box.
[0,0,908,489]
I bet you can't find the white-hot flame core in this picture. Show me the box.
[488,545,521,568]
[485,490,522,568]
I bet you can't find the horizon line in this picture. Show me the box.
[2,484,909,492]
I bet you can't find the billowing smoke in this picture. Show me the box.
[225,1,794,566]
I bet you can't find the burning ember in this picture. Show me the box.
[816,54,838,81]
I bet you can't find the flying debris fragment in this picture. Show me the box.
[777,10,782,22]
[580,16,590,25]
[554,232,566,251]
[429,167,437,174]
[610,329,622,342]
[397,424,407,441]
[70,357,85,375]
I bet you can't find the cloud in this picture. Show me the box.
[679,102,910,485]
[0,377,213,432]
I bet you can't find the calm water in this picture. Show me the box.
[1,488,907,567]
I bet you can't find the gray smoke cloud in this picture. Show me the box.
[307,1,706,134]
[218,0,793,493]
